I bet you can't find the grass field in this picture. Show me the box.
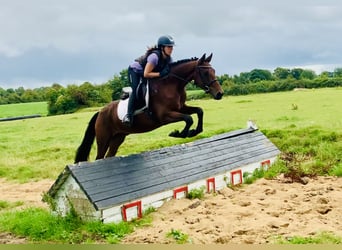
[0,87,341,244]
[0,87,341,182]
[0,102,48,118]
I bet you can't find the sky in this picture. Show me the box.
[1,0,342,89]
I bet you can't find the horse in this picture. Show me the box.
[74,53,224,163]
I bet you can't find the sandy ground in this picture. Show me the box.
[0,176,342,244]
[0,178,51,209]
[0,178,52,244]
[123,176,342,244]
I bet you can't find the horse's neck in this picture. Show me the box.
[171,61,196,83]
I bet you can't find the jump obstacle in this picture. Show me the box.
[47,124,280,223]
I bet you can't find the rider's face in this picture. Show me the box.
[163,46,173,57]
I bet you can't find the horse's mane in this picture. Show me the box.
[170,57,198,67]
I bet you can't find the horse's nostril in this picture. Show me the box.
[215,92,223,100]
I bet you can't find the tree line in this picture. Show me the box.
[1,67,342,115]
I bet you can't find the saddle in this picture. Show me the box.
[117,80,149,121]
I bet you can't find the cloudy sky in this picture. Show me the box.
[1,0,342,89]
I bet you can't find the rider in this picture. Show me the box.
[122,35,175,127]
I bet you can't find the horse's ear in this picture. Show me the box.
[205,53,213,63]
[198,53,206,65]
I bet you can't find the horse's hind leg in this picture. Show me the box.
[106,134,126,158]
[96,136,110,160]
[95,126,112,160]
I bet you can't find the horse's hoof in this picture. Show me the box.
[169,130,188,138]
[187,129,198,137]
[169,130,180,137]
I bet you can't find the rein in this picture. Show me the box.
[168,72,189,83]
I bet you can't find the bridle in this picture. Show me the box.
[195,66,218,93]
[169,65,218,93]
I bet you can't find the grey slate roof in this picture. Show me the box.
[49,128,280,210]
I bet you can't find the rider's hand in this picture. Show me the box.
[159,65,170,78]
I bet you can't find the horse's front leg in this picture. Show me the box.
[162,111,194,138]
[164,105,204,138]
[180,105,204,137]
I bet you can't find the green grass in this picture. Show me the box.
[0,200,24,210]
[0,88,341,183]
[0,207,153,243]
[0,112,96,182]
[243,167,267,184]
[275,231,342,244]
[265,127,342,180]
[166,229,191,244]
[186,186,206,199]
[0,88,342,244]
[0,102,48,118]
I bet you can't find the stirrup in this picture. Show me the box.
[122,115,133,127]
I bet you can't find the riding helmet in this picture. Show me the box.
[157,35,175,48]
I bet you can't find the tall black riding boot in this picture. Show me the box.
[122,95,135,127]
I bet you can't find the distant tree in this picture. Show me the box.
[300,69,316,80]
[51,83,64,90]
[108,69,130,100]
[54,94,78,114]
[248,69,273,82]
[21,89,40,102]
[218,74,234,90]
[96,83,113,104]
[66,84,88,106]
[233,72,250,84]
[217,74,231,83]
[319,71,333,78]
[334,68,342,77]
[3,63,342,111]
[0,88,8,103]
[273,67,291,79]
[34,86,50,101]
[290,68,304,80]
[6,88,15,94]
[15,87,25,97]
[46,85,66,115]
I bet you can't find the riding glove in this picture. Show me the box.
[160,65,170,78]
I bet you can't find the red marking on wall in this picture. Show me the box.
[230,169,243,185]
[261,159,271,170]
[121,200,142,221]
[173,186,188,199]
[206,177,216,193]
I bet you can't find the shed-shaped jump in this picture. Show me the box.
[48,127,280,223]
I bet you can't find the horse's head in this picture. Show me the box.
[194,53,223,100]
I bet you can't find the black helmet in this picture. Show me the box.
[157,35,175,48]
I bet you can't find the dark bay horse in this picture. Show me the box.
[75,53,223,162]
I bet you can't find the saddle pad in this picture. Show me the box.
[117,98,129,121]
[117,84,149,121]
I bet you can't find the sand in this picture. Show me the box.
[123,176,342,244]
[1,176,341,244]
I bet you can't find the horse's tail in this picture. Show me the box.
[74,112,99,163]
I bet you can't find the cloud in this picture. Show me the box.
[1,0,342,89]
